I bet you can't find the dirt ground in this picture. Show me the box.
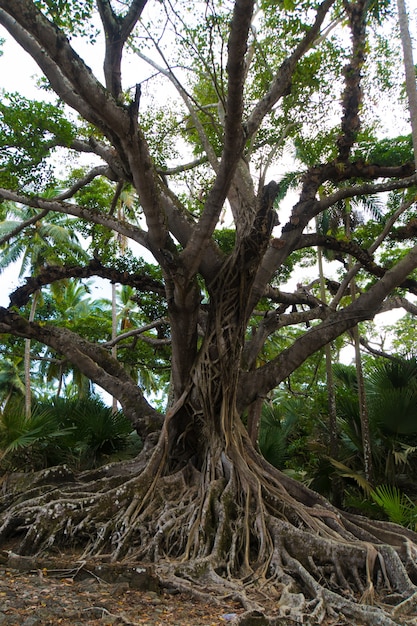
[0,561,360,626]
[0,565,245,626]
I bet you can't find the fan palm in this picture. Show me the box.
[366,358,417,435]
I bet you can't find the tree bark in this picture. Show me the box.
[397,0,417,169]
[24,290,39,419]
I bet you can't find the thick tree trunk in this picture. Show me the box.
[1,254,417,623]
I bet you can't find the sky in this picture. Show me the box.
[0,29,120,306]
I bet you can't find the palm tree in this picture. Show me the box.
[367,357,417,436]
[0,357,25,411]
[331,357,417,491]
[0,202,89,415]
[38,280,102,398]
[397,0,417,169]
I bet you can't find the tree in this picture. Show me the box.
[1,1,417,623]
[0,201,89,415]
[397,0,417,167]
[37,279,104,398]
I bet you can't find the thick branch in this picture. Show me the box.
[239,242,417,408]
[8,260,165,308]
[180,0,255,276]
[0,307,163,435]
[0,3,131,149]
[318,172,417,211]
[248,165,417,312]
[97,0,147,99]
[336,0,367,160]
[0,188,149,249]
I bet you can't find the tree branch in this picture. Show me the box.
[131,46,219,171]
[180,0,255,276]
[336,0,367,160]
[0,3,131,152]
[0,307,163,435]
[55,166,116,201]
[246,0,337,138]
[103,318,170,348]
[96,0,148,99]
[239,241,417,408]
[8,260,165,308]
[318,172,417,211]
[0,188,149,249]
[0,208,49,246]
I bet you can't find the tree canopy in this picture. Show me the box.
[1,0,417,624]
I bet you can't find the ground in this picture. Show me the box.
[0,550,365,626]
[0,560,241,626]
[2,455,417,625]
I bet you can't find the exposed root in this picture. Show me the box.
[1,443,417,626]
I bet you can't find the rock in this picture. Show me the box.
[238,611,269,625]
[21,618,42,626]
[110,581,130,597]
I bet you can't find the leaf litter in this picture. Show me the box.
[0,567,244,625]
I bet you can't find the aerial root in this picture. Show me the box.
[2,458,417,624]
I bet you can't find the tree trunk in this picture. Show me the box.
[397,0,417,169]
[344,206,373,484]
[111,282,118,413]
[24,290,39,419]
[317,244,343,506]
[352,322,373,483]
[317,244,338,460]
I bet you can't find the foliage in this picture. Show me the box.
[0,396,140,471]
[370,484,417,529]
[0,357,25,409]
[366,357,417,435]
[257,355,417,508]
[53,396,139,462]
[0,203,89,275]
[0,398,75,470]
[258,398,300,469]
[34,0,97,40]
[0,95,75,191]
[353,134,414,167]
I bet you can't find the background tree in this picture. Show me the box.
[0,201,89,415]
[1,1,417,624]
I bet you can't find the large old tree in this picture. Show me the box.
[1,0,417,623]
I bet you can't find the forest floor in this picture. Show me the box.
[0,558,360,626]
[0,564,244,626]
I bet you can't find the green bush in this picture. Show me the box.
[0,396,141,471]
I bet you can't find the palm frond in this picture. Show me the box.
[329,458,372,494]
[370,484,416,527]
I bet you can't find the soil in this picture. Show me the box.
[0,564,244,626]
[0,556,356,626]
